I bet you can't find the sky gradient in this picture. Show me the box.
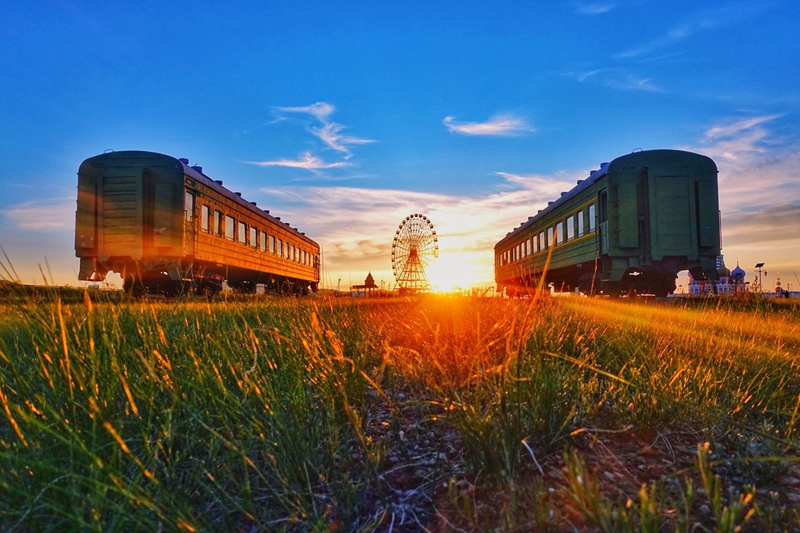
[1,1,798,291]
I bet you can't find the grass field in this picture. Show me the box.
[1,292,799,532]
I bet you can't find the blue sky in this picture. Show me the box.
[1,1,798,290]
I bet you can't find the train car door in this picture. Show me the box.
[598,189,609,254]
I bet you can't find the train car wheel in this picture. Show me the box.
[600,281,622,298]
[123,276,145,298]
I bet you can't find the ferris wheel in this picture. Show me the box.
[392,214,438,293]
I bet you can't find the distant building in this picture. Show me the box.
[350,272,378,297]
[689,257,748,296]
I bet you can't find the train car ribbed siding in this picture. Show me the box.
[494,150,721,297]
[75,151,321,295]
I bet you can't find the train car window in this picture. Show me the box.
[525,239,530,256]
[589,203,597,232]
[238,221,247,244]
[260,231,267,251]
[556,222,564,245]
[270,235,276,254]
[566,216,575,241]
[250,227,257,248]
[215,210,223,236]
[291,245,296,261]
[277,239,283,257]
[225,215,235,240]
[547,227,554,248]
[538,231,545,251]
[577,210,585,236]
[532,236,537,254]
[184,191,194,222]
[201,205,210,233]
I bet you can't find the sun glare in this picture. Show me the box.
[426,253,486,293]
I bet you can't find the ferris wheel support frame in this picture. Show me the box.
[391,213,438,294]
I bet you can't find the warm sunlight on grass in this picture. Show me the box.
[1,291,799,531]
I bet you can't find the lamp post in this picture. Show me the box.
[754,263,766,293]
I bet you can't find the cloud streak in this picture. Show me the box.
[444,114,534,136]
[576,68,660,92]
[1,198,75,231]
[575,2,616,15]
[617,5,764,59]
[273,102,374,159]
[244,152,350,172]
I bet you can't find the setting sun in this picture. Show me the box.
[426,251,488,293]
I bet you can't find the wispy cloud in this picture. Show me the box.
[273,102,374,159]
[617,5,765,59]
[704,114,782,140]
[618,23,697,58]
[2,198,74,231]
[443,114,534,136]
[576,68,660,91]
[244,152,350,172]
[274,102,335,122]
[575,2,616,15]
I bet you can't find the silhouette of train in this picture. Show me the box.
[75,151,319,295]
[495,149,721,297]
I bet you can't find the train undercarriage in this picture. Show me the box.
[85,257,318,297]
[501,256,717,298]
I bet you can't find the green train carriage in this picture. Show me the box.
[75,151,320,295]
[494,149,721,297]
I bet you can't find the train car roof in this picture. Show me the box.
[494,159,608,249]
[494,149,714,250]
[81,150,319,248]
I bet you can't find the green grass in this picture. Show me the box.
[1,293,800,531]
